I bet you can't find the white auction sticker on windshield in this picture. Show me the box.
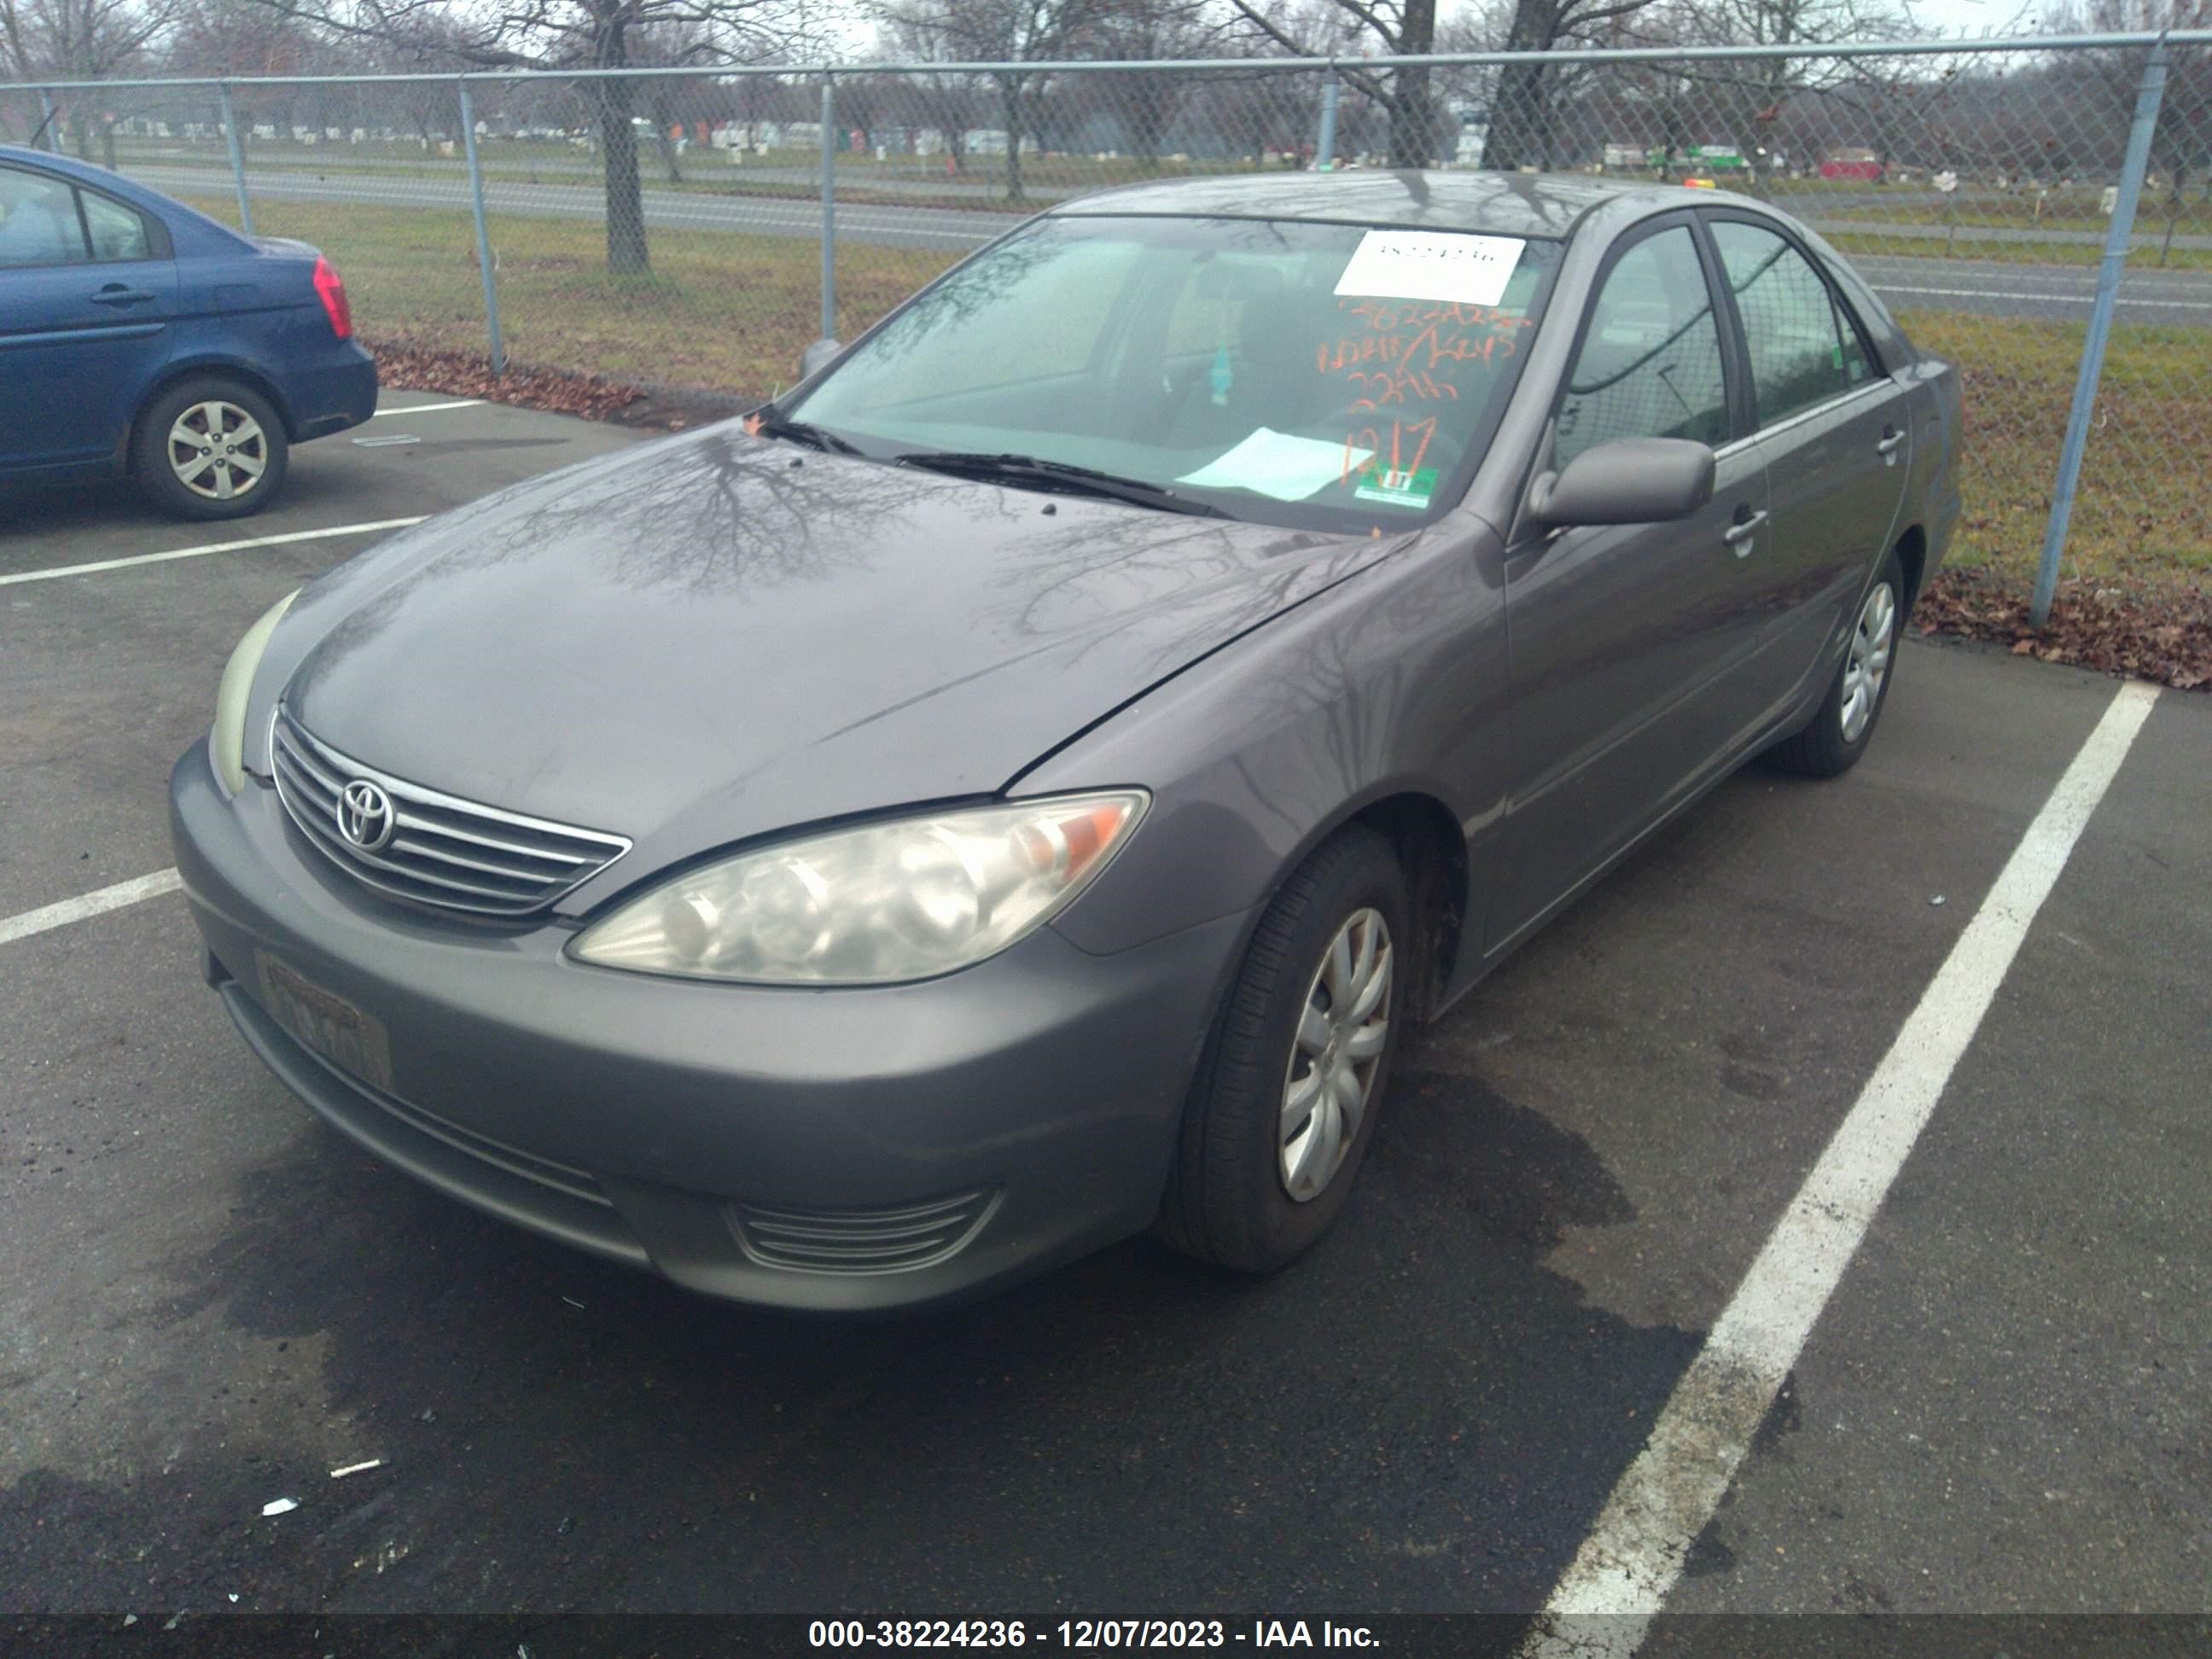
[1333,231,1525,307]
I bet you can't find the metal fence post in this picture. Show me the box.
[38,90,58,152]
[217,83,254,236]
[1316,64,1340,172]
[819,70,837,345]
[2032,40,2168,629]
[457,79,506,376]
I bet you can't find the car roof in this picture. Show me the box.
[0,143,114,184]
[1048,170,1687,241]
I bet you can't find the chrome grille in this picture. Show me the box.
[730,1190,1001,1276]
[271,707,629,918]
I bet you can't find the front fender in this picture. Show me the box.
[1025,518,1509,965]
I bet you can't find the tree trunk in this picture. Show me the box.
[1482,60,1553,171]
[1480,0,1565,172]
[101,117,117,171]
[1389,67,1435,168]
[998,74,1025,203]
[1389,0,1438,168]
[1121,73,1173,168]
[596,53,650,275]
[659,125,684,183]
[2163,161,2186,267]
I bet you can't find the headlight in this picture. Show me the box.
[568,792,1148,986]
[210,589,299,795]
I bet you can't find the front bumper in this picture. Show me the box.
[171,740,1246,1312]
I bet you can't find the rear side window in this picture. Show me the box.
[1555,224,1730,467]
[1711,221,1866,425]
[81,190,154,262]
[0,167,87,269]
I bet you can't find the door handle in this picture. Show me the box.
[1876,428,1906,457]
[1722,509,1769,556]
[90,285,155,307]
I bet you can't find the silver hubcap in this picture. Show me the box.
[1279,907,1393,1204]
[1839,580,1896,744]
[167,400,268,502]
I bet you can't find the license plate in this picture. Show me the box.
[254,952,394,1095]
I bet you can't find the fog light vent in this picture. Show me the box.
[731,1190,1000,1276]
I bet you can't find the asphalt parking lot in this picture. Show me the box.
[3,393,2206,1642]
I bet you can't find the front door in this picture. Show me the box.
[1494,218,1769,949]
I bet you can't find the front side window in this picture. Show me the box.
[0,167,88,269]
[789,215,1564,531]
[1554,224,1731,467]
[1711,221,1861,426]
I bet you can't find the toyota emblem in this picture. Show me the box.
[337,778,396,853]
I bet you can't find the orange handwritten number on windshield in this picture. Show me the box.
[1400,417,1437,481]
[1344,427,1380,486]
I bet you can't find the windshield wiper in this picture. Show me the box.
[896,451,1231,518]
[749,407,864,457]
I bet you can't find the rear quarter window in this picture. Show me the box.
[80,190,154,262]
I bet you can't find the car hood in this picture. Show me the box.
[269,424,1394,905]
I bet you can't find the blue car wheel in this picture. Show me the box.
[131,375,289,521]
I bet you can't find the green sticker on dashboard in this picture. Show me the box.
[1354,466,1439,508]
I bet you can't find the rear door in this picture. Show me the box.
[0,163,177,471]
[1703,213,1913,718]
[1493,215,1769,948]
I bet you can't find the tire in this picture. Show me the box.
[131,377,289,521]
[1766,546,1905,779]
[1155,824,1410,1273]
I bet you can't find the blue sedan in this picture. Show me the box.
[0,145,376,519]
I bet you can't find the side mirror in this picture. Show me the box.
[1527,436,1715,528]
[799,337,845,381]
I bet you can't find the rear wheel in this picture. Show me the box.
[1767,547,1903,779]
[131,378,288,521]
[1155,824,1407,1273]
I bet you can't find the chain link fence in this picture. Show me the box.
[7,36,2211,602]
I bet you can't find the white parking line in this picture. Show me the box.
[1519,678,2162,1659]
[0,869,183,949]
[370,400,483,417]
[0,516,426,588]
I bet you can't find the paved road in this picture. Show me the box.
[122,162,2212,327]
[1848,253,2212,326]
[2,395,2205,1633]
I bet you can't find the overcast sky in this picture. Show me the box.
[1899,0,2048,37]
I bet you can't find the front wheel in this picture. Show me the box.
[1767,548,1904,778]
[1155,824,1408,1273]
[131,378,289,521]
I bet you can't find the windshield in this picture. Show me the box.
[786,215,1563,532]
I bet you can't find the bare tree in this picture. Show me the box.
[1610,0,1911,185]
[2048,0,2212,264]
[1219,0,1452,167]
[871,0,1105,201]
[6,0,178,161]
[1457,0,1663,172]
[2,0,30,80]
[1081,0,1229,167]
[247,0,820,274]
[869,14,989,172]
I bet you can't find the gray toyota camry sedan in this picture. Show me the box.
[171,172,1961,1312]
